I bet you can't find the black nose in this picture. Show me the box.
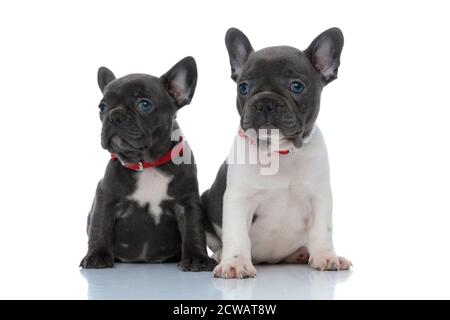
[256,104,277,112]
[255,99,278,113]
[109,110,126,126]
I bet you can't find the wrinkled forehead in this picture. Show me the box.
[241,46,317,81]
[103,74,162,100]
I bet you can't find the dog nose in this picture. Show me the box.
[256,104,277,112]
[255,100,278,113]
[109,110,126,126]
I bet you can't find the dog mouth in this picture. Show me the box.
[108,134,147,152]
[256,123,280,139]
[258,123,277,130]
[242,121,301,140]
[242,103,302,138]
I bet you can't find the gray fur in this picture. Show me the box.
[201,162,227,231]
[80,57,216,271]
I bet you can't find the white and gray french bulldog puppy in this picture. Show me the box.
[80,57,216,271]
[202,28,352,278]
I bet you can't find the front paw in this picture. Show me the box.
[80,250,114,269]
[309,250,352,271]
[179,254,217,272]
[213,255,256,279]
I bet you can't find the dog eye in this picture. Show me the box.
[99,102,107,114]
[289,81,305,94]
[239,82,249,95]
[137,99,153,112]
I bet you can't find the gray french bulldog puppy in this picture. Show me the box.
[202,28,351,279]
[80,57,216,271]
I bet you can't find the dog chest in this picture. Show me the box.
[128,167,173,224]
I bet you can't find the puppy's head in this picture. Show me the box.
[97,57,197,163]
[225,28,343,146]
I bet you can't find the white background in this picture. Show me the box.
[1,0,449,299]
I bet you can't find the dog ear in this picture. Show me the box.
[161,56,197,108]
[225,28,254,82]
[97,67,116,92]
[305,28,344,84]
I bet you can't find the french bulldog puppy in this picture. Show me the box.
[202,28,352,278]
[80,57,216,271]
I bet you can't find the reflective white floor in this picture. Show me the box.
[2,252,450,299]
[79,260,450,300]
[80,263,352,300]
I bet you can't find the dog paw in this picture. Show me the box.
[213,255,256,279]
[178,254,217,272]
[309,250,352,271]
[80,250,114,269]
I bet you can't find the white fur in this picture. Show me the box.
[128,167,173,224]
[137,241,149,261]
[214,125,350,278]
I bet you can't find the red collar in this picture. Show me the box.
[238,128,291,155]
[110,137,184,171]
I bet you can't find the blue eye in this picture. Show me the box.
[239,82,249,95]
[99,103,106,114]
[290,81,305,94]
[137,99,153,112]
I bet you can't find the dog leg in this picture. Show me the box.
[307,190,352,271]
[80,183,117,268]
[213,193,257,279]
[174,199,217,272]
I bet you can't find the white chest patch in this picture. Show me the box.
[128,168,173,224]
